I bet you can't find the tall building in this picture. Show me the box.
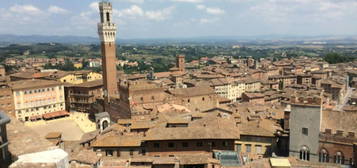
[289,95,322,162]
[176,54,185,72]
[98,1,119,103]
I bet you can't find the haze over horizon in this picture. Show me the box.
[1,0,357,39]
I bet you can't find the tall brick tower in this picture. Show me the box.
[98,1,118,103]
[176,54,185,72]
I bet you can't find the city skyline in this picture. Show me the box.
[1,0,357,39]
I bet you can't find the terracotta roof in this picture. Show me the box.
[71,149,101,165]
[169,86,215,97]
[7,116,54,156]
[130,121,152,130]
[70,80,103,88]
[91,132,143,147]
[9,79,62,90]
[239,119,280,137]
[144,115,240,141]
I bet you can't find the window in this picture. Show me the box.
[222,141,229,147]
[319,149,329,163]
[246,145,251,153]
[117,151,121,157]
[106,12,110,22]
[236,144,242,152]
[196,142,203,147]
[335,152,344,164]
[154,143,160,148]
[210,142,216,147]
[106,150,113,156]
[302,128,308,136]
[129,150,133,156]
[182,142,189,147]
[300,146,310,161]
[168,142,175,148]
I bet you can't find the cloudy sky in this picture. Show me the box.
[1,0,357,39]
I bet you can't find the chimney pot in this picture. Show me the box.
[348,132,355,138]
[336,130,344,136]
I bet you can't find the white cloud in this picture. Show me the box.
[248,0,357,23]
[196,5,205,10]
[48,6,69,14]
[114,0,145,3]
[145,6,175,21]
[198,17,219,23]
[115,5,175,21]
[196,5,225,15]
[172,0,203,3]
[89,2,99,11]
[9,4,42,15]
[118,5,144,17]
[206,7,225,15]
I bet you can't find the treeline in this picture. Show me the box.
[323,53,356,64]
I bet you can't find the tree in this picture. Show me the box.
[324,53,354,64]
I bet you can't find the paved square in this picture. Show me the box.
[30,120,84,141]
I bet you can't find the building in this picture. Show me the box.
[0,112,10,167]
[65,80,103,113]
[177,54,185,72]
[9,80,66,122]
[236,119,280,161]
[242,92,265,104]
[0,82,15,116]
[0,65,5,78]
[51,71,102,85]
[289,95,322,162]
[98,1,119,102]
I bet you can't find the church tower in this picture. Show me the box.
[98,1,118,102]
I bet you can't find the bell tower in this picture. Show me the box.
[98,1,118,103]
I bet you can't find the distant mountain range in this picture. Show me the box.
[1,34,357,45]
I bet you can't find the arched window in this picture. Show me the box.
[102,120,109,130]
[335,151,344,164]
[300,146,310,161]
[319,149,329,162]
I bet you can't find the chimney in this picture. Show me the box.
[325,129,332,135]
[348,132,355,138]
[335,130,344,136]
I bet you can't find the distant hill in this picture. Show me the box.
[0,34,99,44]
[1,34,357,45]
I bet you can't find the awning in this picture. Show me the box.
[43,111,70,119]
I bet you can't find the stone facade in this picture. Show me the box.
[0,83,15,116]
[289,101,321,162]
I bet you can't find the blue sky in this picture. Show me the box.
[1,0,357,39]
